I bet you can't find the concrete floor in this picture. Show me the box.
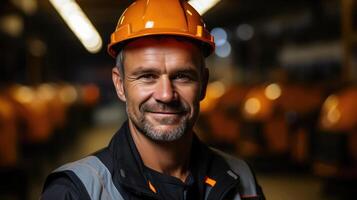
[31,124,335,200]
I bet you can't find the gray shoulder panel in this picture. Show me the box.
[54,156,124,200]
[211,148,258,197]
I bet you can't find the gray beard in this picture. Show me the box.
[126,106,192,142]
[139,115,188,141]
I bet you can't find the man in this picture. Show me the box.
[42,0,265,199]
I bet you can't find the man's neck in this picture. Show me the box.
[128,121,193,182]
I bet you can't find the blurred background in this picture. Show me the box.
[1,0,357,199]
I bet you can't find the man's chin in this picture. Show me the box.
[145,129,186,142]
[141,120,188,142]
[146,121,185,133]
[152,124,183,131]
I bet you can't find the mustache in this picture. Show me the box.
[141,101,189,113]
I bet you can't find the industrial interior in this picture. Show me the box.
[0,0,357,199]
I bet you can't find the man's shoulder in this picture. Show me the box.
[42,161,92,200]
[41,175,82,200]
[42,148,113,199]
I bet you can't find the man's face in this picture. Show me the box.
[112,37,208,142]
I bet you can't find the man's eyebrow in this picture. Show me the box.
[172,68,199,75]
[130,66,200,75]
[130,67,161,76]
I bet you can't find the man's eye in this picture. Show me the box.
[173,74,193,82]
[139,74,157,80]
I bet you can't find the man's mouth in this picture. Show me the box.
[146,111,184,115]
[141,102,188,116]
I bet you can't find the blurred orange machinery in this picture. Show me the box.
[314,87,357,179]
[198,81,326,167]
[239,83,324,163]
[0,94,17,166]
[0,82,100,167]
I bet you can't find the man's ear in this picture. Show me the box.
[199,67,209,101]
[112,67,126,102]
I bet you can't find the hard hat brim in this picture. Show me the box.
[107,30,215,58]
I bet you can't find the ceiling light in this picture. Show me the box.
[236,24,254,41]
[244,97,261,115]
[215,41,231,58]
[49,0,102,53]
[11,0,37,15]
[0,14,23,37]
[59,85,78,104]
[207,81,226,99]
[13,86,35,104]
[265,83,282,100]
[211,27,227,46]
[188,0,221,15]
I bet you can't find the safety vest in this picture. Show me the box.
[53,148,261,200]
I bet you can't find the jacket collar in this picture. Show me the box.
[109,121,155,197]
[108,121,240,199]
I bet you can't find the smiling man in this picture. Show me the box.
[42,0,264,199]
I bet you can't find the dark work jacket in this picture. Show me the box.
[42,121,265,200]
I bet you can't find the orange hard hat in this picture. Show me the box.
[107,0,215,58]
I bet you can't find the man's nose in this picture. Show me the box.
[153,77,176,103]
